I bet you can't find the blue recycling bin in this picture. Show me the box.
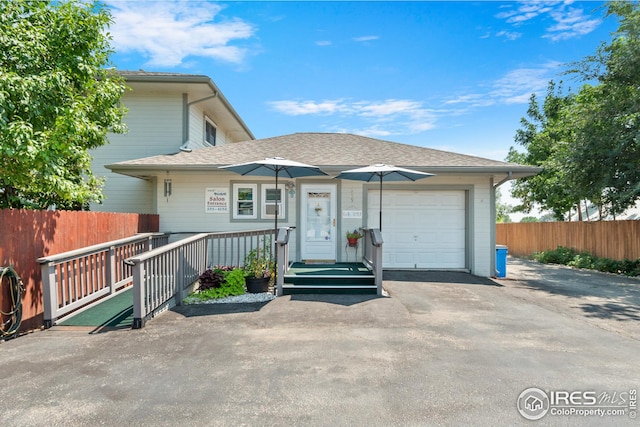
[496,245,508,278]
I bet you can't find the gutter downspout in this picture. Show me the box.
[180,92,218,152]
[493,171,513,188]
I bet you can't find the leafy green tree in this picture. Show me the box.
[507,82,580,220]
[565,1,640,216]
[519,216,538,223]
[495,188,512,223]
[0,0,126,209]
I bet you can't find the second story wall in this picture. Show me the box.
[90,72,254,214]
[188,101,232,149]
[90,91,184,213]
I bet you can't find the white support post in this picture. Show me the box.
[370,229,384,296]
[41,262,58,328]
[132,261,146,329]
[374,245,383,295]
[107,246,116,295]
[176,246,185,306]
[275,227,291,296]
[276,243,286,296]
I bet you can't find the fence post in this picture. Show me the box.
[132,261,146,329]
[41,262,58,328]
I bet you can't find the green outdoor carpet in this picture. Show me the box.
[58,288,133,328]
[288,262,371,276]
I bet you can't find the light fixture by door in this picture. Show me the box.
[164,179,172,199]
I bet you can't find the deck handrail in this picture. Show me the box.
[362,228,384,295]
[126,228,275,328]
[37,233,168,264]
[39,232,169,328]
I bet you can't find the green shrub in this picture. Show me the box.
[567,252,596,269]
[533,246,640,277]
[188,268,246,301]
[534,246,577,264]
[618,259,640,277]
[593,257,621,274]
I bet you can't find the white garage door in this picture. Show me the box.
[368,190,466,269]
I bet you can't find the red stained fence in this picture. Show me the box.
[496,220,640,261]
[0,209,159,333]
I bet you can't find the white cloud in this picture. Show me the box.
[268,100,348,116]
[496,1,560,24]
[490,64,559,103]
[353,100,423,117]
[315,40,332,46]
[353,35,380,42]
[544,7,601,41]
[268,98,437,136]
[495,1,601,41]
[447,62,562,107]
[445,94,496,108]
[496,30,523,41]
[106,1,255,67]
[268,62,561,137]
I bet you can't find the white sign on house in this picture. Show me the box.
[205,188,228,213]
[342,210,362,218]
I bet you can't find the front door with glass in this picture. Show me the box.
[300,184,337,262]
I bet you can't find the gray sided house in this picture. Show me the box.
[90,71,254,213]
[106,131,538,277]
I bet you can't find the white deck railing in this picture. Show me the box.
[126,228,274,328]
[362,228,384,295]
[38,233,169,328]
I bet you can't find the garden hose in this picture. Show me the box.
[0,266,24,339]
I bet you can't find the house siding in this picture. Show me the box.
[149,171,496,276]
[156,172,297,231]
[156,172,298,263]
[92,87,245,213]
[90,93,183,213]
[189,106,231,148]
[471,181,492,277]
[339,180,364,262]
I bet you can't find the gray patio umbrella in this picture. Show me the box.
[219,156,328,235]
[335,164,434,230]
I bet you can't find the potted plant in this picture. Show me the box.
[243,243,274,293]
[346,229,363,247]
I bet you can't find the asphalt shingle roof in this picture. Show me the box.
[107,132,536,174]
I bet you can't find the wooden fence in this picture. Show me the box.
[0,209,159,333]
[496,220,640,261]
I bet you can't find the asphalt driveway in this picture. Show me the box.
[1,258,639,426]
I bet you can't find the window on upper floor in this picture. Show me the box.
[204,117,217,146]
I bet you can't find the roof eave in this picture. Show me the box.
[106,163,541,180]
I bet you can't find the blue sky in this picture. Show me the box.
[106,0,617,165]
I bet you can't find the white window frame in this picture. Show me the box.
[261,184,286,220]
[232,183,257,219]
[204,116,217,146]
